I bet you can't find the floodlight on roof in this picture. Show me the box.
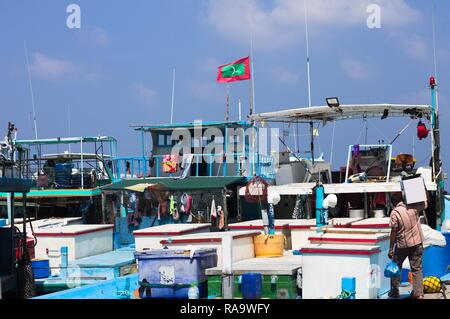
[326,97,340,108]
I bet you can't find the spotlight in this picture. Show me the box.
[326,97,340,108]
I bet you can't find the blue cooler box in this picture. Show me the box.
[134,248,217,299]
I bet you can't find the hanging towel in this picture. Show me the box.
[210,197,217,219]
[169,195,175,215]
[186,195,192,214]
[217,206,225,230]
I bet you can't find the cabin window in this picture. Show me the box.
[157,133,173,146]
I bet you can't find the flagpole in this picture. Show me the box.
[170,68,176,124]
[226,84,230,121]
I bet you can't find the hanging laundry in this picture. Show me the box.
[417,121,429,140]
[172,206,180,221]
[217,206,225,230]
[158,199,168,221]
[180,193,191,214]
[162,154,178,173]
[169,195,175,215]
[186,195,192,214]
[372,193,387,209]
[210,197,217,219]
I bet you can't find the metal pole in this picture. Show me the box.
[80,138,84,189]
[226,85,230,121]
[24,41,38,140]
[68,105,71,153]
[22,193,27,253]
[170,68,176,124]
[238,97,242,121]
[10,194,15,274]
[304,0,314,165]
[250,24,256,114]
[304,0,312,109]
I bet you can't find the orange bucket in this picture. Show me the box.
[254,234,286,257]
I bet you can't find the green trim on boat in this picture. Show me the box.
[0,188,102,198]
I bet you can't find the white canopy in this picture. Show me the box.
[250,104,431,123]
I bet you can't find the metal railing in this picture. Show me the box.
[112,153,276,180]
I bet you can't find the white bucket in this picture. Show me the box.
[349,209,365,219]
[373,209,385,218]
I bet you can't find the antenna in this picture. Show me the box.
[24,41,38,140]
[68,104,72,153]
[303,0,312,108]
[250,19,256,114]
[303,0,314,164]
[431,1,440,113]
[170,68,176,124]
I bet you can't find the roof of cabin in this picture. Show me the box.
[131,120,253,132]
[249,104,432,123]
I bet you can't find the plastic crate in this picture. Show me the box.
[207,273,298,299]
[134,248,217,299]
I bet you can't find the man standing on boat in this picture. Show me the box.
[388,193,427,299]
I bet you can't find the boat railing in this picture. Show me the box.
[112,152,276,180]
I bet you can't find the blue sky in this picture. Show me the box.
[1,0,449,177]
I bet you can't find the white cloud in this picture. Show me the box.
[84,71,103,82]
[202,0,421,50]
[196,57,221,74]
[188,81,223,102]
[130,82,158,106]
[269,66,300,84]
[340,57,375,79]
[30,52,75,80]
[389,32,429,61]
[79,25,111,47]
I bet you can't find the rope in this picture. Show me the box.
[367,119,389,142]
[355,122,367,144]
[336,290,355,299]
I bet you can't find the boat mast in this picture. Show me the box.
[430,1,442,227]
[303,0,314,165]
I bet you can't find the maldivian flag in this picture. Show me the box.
[217,56,251,83]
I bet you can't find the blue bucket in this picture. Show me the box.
[422,233,450,278]
[32,259,50,279]
[241,273,262,299]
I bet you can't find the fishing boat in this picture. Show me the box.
[0,136,118,224]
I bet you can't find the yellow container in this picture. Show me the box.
[254,234,285,257]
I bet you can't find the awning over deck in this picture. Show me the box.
[0,188,102,199]
[14,136,117,145]
[101,176,246,192]
[250,104,431,123]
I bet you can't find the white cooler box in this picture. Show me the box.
[308,232,390,296]
[160,230,260,268]
[134,223,210,251]
[34,224,114,275]
[301,244,381,299]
